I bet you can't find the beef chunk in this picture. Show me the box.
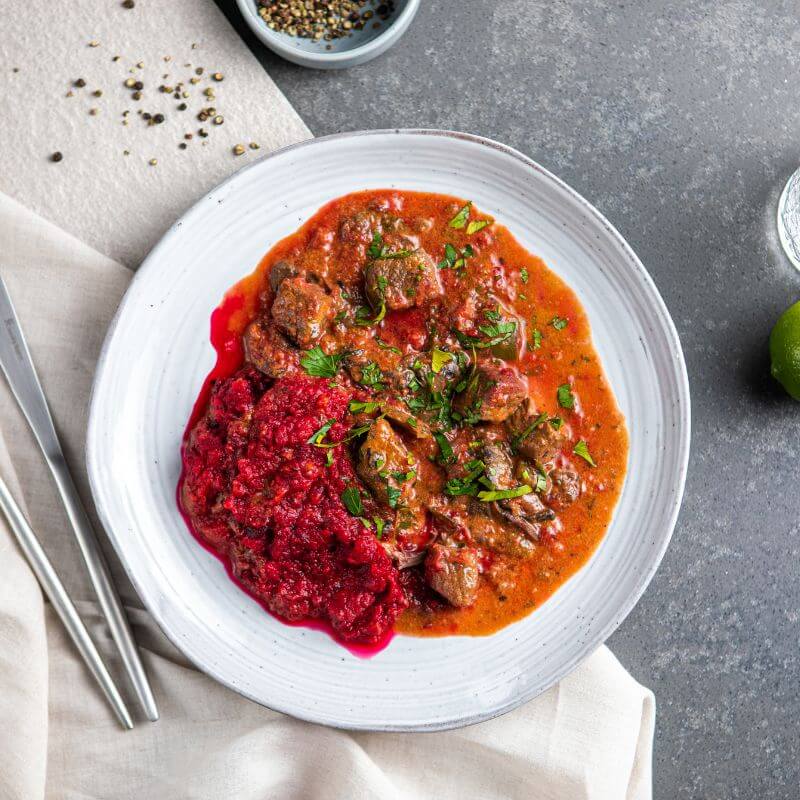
[357,418,416,509]
[391,350,466,397]
[506,400,565,465]
[424,543,480,607]
[243,317,300,378]
[340,211,381,244]
[271,277,333,347]
[364,248,442,311]
[548,469,581,508]
[454,358,526,423]
[268,260,298,292]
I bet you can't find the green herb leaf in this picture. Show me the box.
[512,412,548,448]
[349,400,381,414]
[341,486,363,516]
[449,202,472,229]
[444,460,486,496]
[374,516,385,539]
[431,348,454,374]
[357,361,385,390]
[300,346,343,378]
[367,231,384,260]
[434,432,456,465]
[477,485,532,502]
[466,219,490,235]
[325,449,335,467]
[354,303,386,327]
[367,230,412,260]
[573,439,596,466]
[549,416,563,430]
[386,485,402,508]
[557,383,575,409]
[375,338,401,355]
[520,268,529,284]
[550,316,568,330]
[531,329,542,349]
[307,418,336,445]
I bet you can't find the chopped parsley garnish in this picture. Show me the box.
[531,328,542,349]
[573,440,596,466]
[325,449,334,467]
[431,348,453,374]
[520,268,529,284]
[444,459,485,496]
[466,219,491,235]
[454,309,517,350]
[557,383,575,409]
[341,486,363,516]
[438,242,475,271]
[348,400,381,414]
[550,316,568,330]
[374,516,386,539]
[300,346,343,378]
[386,485,402,508]
[354,302,386,327]
[550,416,563,430]
[375,337,401,354]
[448,202,472,229]
[368,231,412,260]
[357,361,385,390]
[307,418,336,445]
[477,485,532,502]
[434,432,456,465]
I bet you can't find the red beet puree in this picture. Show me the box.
[180,371,407,649]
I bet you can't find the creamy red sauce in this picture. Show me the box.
[179,189,628,651]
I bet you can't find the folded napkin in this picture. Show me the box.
[0,2,654,796]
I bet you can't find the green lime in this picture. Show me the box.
[770,299,800,400]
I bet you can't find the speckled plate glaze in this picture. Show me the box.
[87,130,690,731]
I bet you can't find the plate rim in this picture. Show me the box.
[86,128,691,731]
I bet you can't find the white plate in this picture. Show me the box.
[87,130,690,731]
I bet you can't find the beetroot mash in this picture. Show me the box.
[181,370,407,647]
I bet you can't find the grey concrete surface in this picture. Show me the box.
[216,1,800,796]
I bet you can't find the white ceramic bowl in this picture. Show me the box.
[235,0,420,69]
[87,130,690,731]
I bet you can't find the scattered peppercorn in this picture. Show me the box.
[133,80,143,90]
[149,158,158,166]
[153,113,165,124]
[51,152,63,163]
[233,144,245,156]
[74,78,86,88]
[88,40,100,48]
[177,102,187,110]
[89,107,98,115]
[132,91,142,100]
[179,142,188,149]
[249,142,260,150]
[124,78,136,88]
[213,115,224,125]
[211,72,224,82]
[122,0,135,7]
[93,89,102,97]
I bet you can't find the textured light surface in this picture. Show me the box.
[86,131,689,730]
[0,0,310,267]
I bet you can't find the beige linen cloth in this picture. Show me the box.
[0,2,654,798]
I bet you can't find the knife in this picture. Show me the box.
[0,276,158,722]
